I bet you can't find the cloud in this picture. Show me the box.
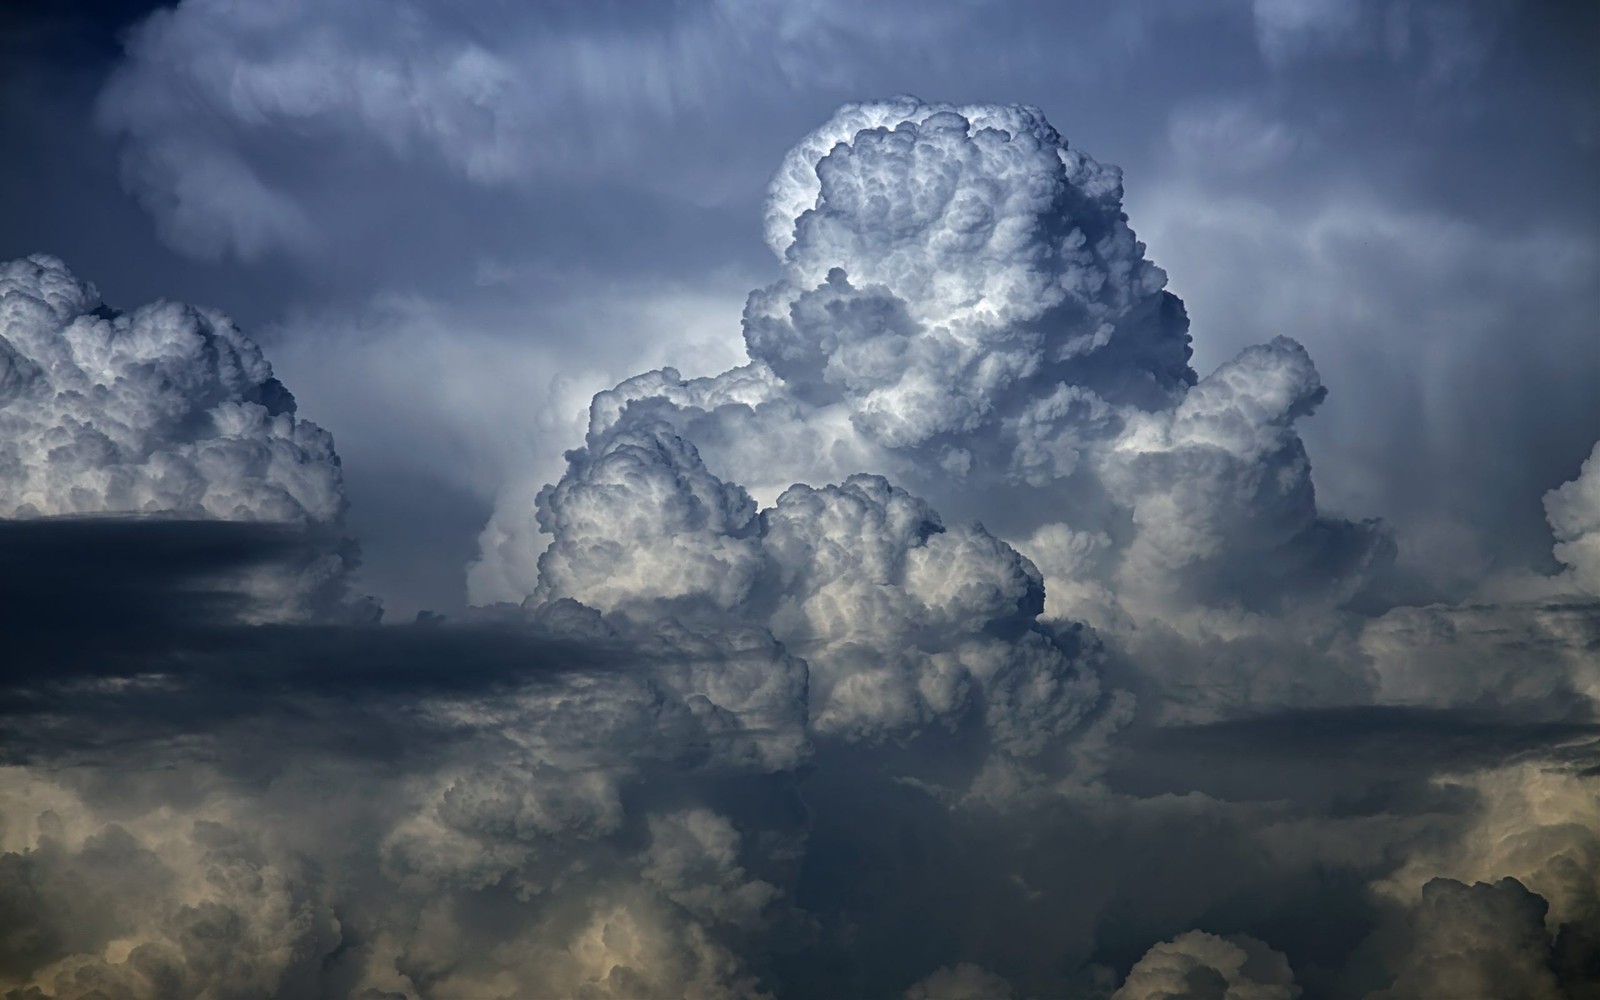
[529,407,1104,753]
[465,98,1405,763]
[1353,453,1600,726]
[1251,0,1510,82]
[0,769,342,1000]
[456,97,1599,995]
[5,86,1600,998]
[532,417,767,615]
[261,265,758,618]
[1113,930,1299,1000]
[1167,100,1301,176]
[474,98,1385,639]
[0,517,812,998]
[1133,177,1600,598]
[0,262,808,999]
[1360,601,1600,717]
[93,0,973,263]
[1369,877,1564,1000]
[1375,761,1600,932]
[0,255,338,523]
[0,254,371,622]
[757,99,1193,435]
[1544,441,1600,597]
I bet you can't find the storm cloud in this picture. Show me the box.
[2,3,1598,999]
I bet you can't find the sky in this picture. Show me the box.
[0,2,1598,999]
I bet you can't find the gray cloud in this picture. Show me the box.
[94,0,975,264]
[1,1,1598,992]
[1369,876,1563,1000]
[5,78,1598,992]
[458,97,1596,997]
[1113,930,1299,1000]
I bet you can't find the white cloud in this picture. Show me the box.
[477,98,1388,690]
[1544,442,1600,597]
[0,254,367,621]
[0,255,341,524]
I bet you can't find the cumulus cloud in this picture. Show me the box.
[4,88,1600,1000]
[1545,441,1600,597]
[1370,877,1565,1000]
[456,97,1599,996]
[755,99,1193,435]
[464,98,1404,759]
[530,408,1102,753]
[0,769,341,1000]
[1113,931,1299,1000]
[0,253,369,621]
[0,258,803,993]
[0,523,813,998]
[475,98,1385,637]
[1377,762,1600,932]
[1133,166,1599,599]
[0,254,339,523]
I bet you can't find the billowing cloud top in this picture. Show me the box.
[476,98,1388,640]
[0,254,342,523]
[751,98,1194,457]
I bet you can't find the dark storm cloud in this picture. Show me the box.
[1136,704,1600,765]
[0,516,551,686]
[0,517,529,762]
[1110,704,1600,804]
[0,515,804,773]
[0,515,324,662]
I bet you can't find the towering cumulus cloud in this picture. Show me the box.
[465,97,1596,996]
[3,98,1598,999]
[475,97,1389,719]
